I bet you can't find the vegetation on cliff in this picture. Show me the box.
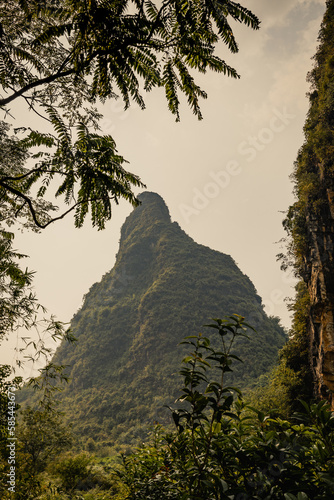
[278,0,334,407]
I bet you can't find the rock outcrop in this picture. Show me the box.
[285,1,334,408]
[306,203,334,405]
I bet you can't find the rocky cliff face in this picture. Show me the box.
[285,0,334,408]
[306,195,334,405]
[45,191,286,446]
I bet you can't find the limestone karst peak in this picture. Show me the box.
[20,190,287,447]
[120,191,171,242]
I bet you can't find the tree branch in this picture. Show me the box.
[0,69,75,107]
[0,179,103,229]
[0,167,62,183]
[37,203,79,228]
[0,180,48,228]
[21,94,54,123]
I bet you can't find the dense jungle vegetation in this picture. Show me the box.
[2,317,334,499]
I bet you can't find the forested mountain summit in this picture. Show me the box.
[43,191,286,447]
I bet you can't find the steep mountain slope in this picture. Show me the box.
[49,192,286,447]
[281,0,334,407]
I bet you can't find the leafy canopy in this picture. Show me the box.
[0,0,259,230]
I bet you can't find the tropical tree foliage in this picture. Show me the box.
[0,0,260,231]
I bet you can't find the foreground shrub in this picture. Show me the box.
[118,316,334,499]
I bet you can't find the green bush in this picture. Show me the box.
[50,453,93,493]
[117,316,334,499]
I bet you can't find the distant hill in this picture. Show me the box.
[24,192,287,449]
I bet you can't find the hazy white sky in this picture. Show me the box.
[1,0,327,372]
